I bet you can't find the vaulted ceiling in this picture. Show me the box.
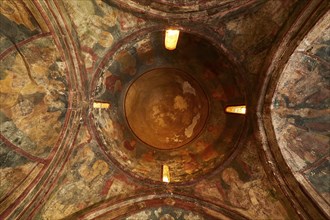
[0,0,329,219]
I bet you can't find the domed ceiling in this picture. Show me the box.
[0,0,329,219]
[90,30,246,183]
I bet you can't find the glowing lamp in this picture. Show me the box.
[165,29,180,50]
[93,102,110,109]
[225,105,246,115]
[162,165,170,183]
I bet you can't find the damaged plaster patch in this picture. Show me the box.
[182,81,196,96]
[166,134,182,143]
[185,113,200,138]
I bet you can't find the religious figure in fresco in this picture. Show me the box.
[221,167,288,219]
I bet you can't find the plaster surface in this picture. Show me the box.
[0,0,328,219]
[125,68,208,150]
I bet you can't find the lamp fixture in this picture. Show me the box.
[162,165,170,183]
[165,29,180,50]
[93,102,110,109]
[225,105,246,114]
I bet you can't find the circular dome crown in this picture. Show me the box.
[125,68,209,150]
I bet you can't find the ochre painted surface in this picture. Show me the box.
[125,68,209,150]
[0,140,44,213]
[91,31,246,183]
[0,36,68,158]
[124,207,205,220]
[0,0,327,219]
[272,12,330,210]
[193,139,292,219]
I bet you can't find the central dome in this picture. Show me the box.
[90,30,247,184]
[125,68,208,150]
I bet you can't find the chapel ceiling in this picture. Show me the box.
[0,0,329,219]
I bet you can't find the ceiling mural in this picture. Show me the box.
[90,30,247,183]
[104,0,265,21]
[271,11,330,214]
[0,0,329,219]
[123,207,206,220]
[0,36,68,158]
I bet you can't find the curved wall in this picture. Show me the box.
[271,11,330,215]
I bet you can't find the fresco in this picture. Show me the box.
[125,207,205,220]
[0,140,44,214]
[272,12,330,207]
[193,139,293,220]
[39,127,114,219]
[91,31,246,183]
[0,36,68,158]
[0,0,325,219]
[0,0,42,46]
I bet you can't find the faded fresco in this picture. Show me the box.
[91,31,246,183]
[272,12,330,206]
[0,0,328,219]
[125,207,205,220]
